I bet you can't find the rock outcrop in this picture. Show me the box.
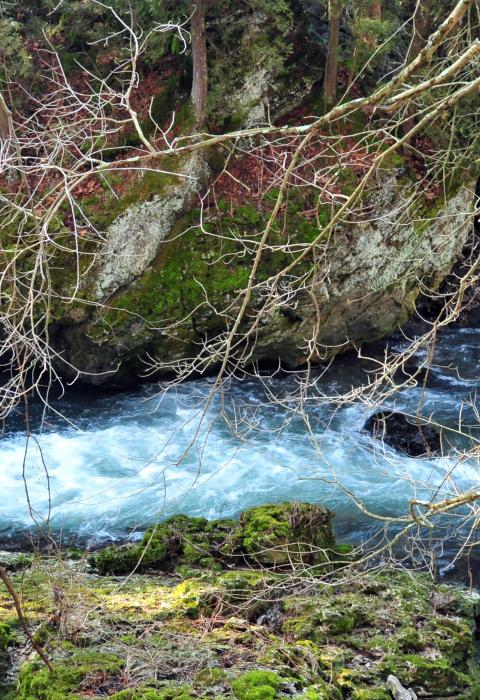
[90,502,338,574]
[50,170,473,387]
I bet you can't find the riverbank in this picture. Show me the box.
[1,504,479,699]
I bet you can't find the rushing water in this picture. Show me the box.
[1,328,480,569]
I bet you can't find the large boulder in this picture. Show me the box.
[50,173,473,388]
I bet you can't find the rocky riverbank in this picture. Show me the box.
[0,503,479,699]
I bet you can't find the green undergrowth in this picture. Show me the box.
[1,504,480,699]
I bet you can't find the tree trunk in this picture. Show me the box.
[0,92,25,183]
[403,0,433,135]
[368,0,382,20]
[190,0,208,128]
[324,0,342,109]
[407,0,433,63]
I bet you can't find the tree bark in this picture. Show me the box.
[368,0,382,20]
[190,0,208,127]
[403,0,434,135]
[324,0,342,109]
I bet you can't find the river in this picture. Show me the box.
[1,327,479,575]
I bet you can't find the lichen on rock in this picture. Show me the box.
[93,153,210,300]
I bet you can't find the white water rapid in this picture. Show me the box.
[1,328,479,562]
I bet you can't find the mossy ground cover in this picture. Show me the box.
[0,505,479,699]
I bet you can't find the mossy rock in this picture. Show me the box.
[90,504,336,574]
[231,670,282,700]
[90,514,233,575]
[224,502,335,567]
[0,551,34,571]
[194,667,226,688]
[217,570,269,606]
[282,596,365,643]
[379,653,472,696]
[350,689,390,700]
[0,621,11,650]
[303,680,343,700]
[3,564,480,699]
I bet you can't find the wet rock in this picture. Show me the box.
[430,590,457,614]
[364,411,441,457]
[256,604,283,631]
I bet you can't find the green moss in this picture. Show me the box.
[232,670,282,700]
[335,544,354,556]
[91,505,336,574]
[303,680,342,700]
[350,689,390,700]
[3,529,480,698]
[84,167,183,231]
[336,167,358,196]
[96,189,327,351]
[394,626,423,653]
[90,514,216,574]
[194,667,226,687]
[282,604,361,642]
[15,651,123,700]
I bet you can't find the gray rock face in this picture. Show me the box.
[251,178,473,366]
[388,675,418,700]
[94,153,209,300]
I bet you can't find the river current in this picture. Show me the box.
[1,328,479,571]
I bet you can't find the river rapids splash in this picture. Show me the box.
[1,328,479,565]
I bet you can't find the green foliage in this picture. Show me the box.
[347,14,397,79]
[0,19,32,80]
[0,622,11,650]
